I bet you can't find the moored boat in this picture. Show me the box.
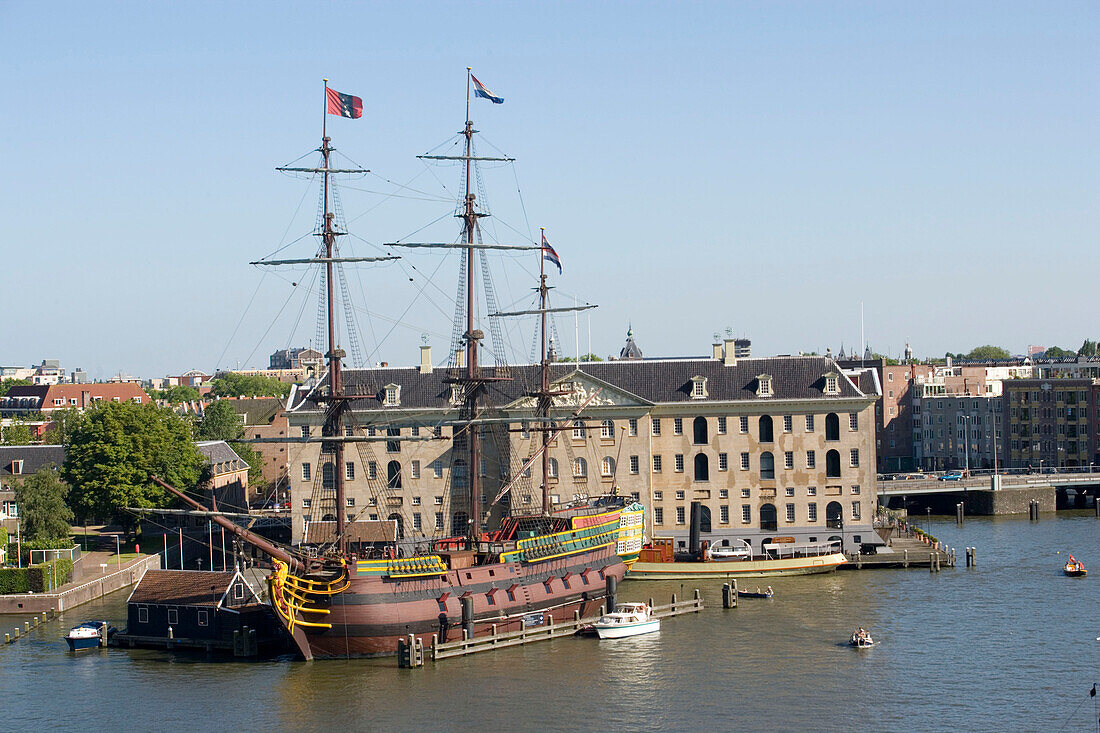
[628,537,846,580]
[65,621,115,651]
[593,602,660,639]
[1064,555,1086,577]
[737,586,774,599]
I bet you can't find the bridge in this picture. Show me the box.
[876,466,1100,498]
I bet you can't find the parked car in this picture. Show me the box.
[938,472,964,481]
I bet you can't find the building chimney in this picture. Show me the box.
[723,339,737,367]
[420,345,433,374]
[712,342,723,360]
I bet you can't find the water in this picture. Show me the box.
[3,513,1098,732]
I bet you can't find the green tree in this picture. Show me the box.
[197,400,265,485]
[1078,339,1097,358]
[40,407,84,446]
[0,378,30,397]
[2,420,33,445]
[963,345,1011,361]
[558,353,604,363]
[63,401,204,530]
[209,373,291,399]
[1044,346,1075,359]
[870,352,900,366]
[14,464,74,542]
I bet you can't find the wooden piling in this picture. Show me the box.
[903,549,909,568]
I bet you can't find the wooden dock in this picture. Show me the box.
[398,591,704,667]
[842,537,956,570]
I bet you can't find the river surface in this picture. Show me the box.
[3,512,1098,732]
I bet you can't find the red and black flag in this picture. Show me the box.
[326,87,363,119]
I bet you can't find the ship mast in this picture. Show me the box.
[538,228,551,516]
[461,70,483,548]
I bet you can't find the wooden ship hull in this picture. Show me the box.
[627,552,847,580]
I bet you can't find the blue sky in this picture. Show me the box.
[2,2,1097,378]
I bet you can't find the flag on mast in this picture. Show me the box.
[471,74,504,104]
[542,232,562,274]
[326,88,363,118]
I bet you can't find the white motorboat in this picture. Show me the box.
[593,602,660,639]
[849,628,874,648]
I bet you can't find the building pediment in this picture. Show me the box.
[504,369,653,412]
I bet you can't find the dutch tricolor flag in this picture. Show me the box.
[542,232,562,274]
[471,74,504,104]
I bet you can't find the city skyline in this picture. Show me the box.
[3,2,1098,379]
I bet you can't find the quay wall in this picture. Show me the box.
[968,487,1055,516]
[0,554,161,614]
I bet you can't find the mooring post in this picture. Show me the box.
[24,622,29,633]
[970,547,976,567]
[605,575,618,613]
[722,582,733,609]
[3,633,8,644]
[461,595,474,641]
[903,549,908,568]
[955,502,964,526]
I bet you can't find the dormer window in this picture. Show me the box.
[823,371,840,396]
[756,374,773,398]
[11,460,23,475]
[383,384,400,407]
[690,376,708,399]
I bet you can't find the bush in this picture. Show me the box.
[0,567,31,593]
[0,557,75,593]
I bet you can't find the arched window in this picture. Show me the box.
[693,416,708,445]
[388,512,404,540]
[760,503,778,531]
[693,453,709,482]
[826,501,843,529]
[572,420,586,440]
[387,460,402,489]
[573,457,587,478]
[759,415,774,443]
[760,451,775,480]
[452,511,469,534]
[548,457,559,478]
[321,513,337,522]
[321,463,335,490]
[600,419,614,439]
[825,413,840,441]
[601,456,615,477]
[699,505,712,533]
[453,459,468,488]
[826,450,841,478]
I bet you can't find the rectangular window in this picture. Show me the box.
[808,503,818,521]
[784,451,794,470]
[369,513,378,521]
[807,450,816,469]
[719,489,729,499]
[673,418,683,435]
[167,608,178,625]
[654,507,664,524]
[432,460,443,478]
[411,460,421,479]
[600,420,614,439]
[653,490,663,501]
[720,505,730,523]
[411,496,421,506]
[628,418,638,436]
[435,512,444,530]
[345,462,355,481]
[629,455,639,474]
[740,452,750,470]
[718,453,728,471]
[674,454,684,473]
[786,504,795,522]
[675,490,685,500]
[783,415,793,432]
[806,414,815,431]
[852,501,862,520]
[368,461,378,480]
[849,413,858,431]
[197,610,209,627]
[346,497,355,507]
[652,418,661,436]
[740,416,749,434]
[676,507,686,524]
[302,498,311,508]
[851,485,861,495]
[785,486,795,497]
[741,488,750,499]
[850,449,860,468]
[717,417,727,434]
[652,455,663,473]
[572,422,586,440]
[138,607,149,624]
[413,513,422,531]
[741,505,751,523]
[301,463,311,481]
[807,486,817,496]
[300,425,310,438]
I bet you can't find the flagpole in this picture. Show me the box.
[323,77,329,143]
[466,67,472,126]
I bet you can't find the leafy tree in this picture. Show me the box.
[1044,346,1075,359]
[14,464,74,542]
[1078,339,1098,358]
[558,353,604,363]
[40,407,84,446]
[963,345,1011,361]
[63,401,204,530]
[209,373,291,399]
[870,352,900,366]
[0,378,30,396]
[197,400,265,485]
[2,420,33,445]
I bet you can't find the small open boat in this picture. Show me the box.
[593,602,660,639]
[1064,556,1086,577]
[65,621,115,651]
[849,628,874,648]
[737,586,774,599]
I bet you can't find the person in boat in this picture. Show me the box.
[857,627,867,641]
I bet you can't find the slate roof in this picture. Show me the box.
[128,570,239,606]
[196,441,247,475]
[0,445,66,478]
[295,355,871,412]
[225,398,284,426]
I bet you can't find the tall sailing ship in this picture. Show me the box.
[158,74,644,659]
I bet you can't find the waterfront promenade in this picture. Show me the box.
[0,551,160,614]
